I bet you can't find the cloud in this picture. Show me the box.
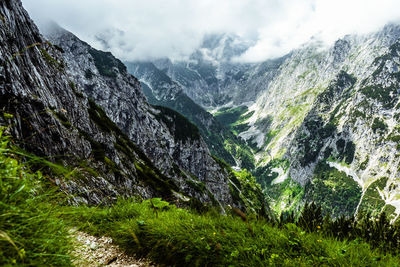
[22,0,400,62]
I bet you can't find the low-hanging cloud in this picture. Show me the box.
[22,0,400,62]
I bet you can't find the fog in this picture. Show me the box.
[23,0,400,62]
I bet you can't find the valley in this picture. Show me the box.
[2,0,400,265]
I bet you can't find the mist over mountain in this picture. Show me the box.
[23,0,400,62]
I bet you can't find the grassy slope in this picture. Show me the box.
[70,199,399,267]
[1,127,400,266]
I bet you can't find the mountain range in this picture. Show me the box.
[3,0,400,222]
[123,26,400,220]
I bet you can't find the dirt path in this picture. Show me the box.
[71,229,155,267]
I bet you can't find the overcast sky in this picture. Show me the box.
[22,0,400,62]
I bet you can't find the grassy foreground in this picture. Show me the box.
[69,199,400,266]
[1,127,400,266]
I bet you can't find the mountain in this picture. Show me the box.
[0,0,266,213]
[124,61,255,170]
[138,25,400,220]
[149,34,259,109]
[239,25,400,219]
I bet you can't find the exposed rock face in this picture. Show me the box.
[234,26,400,219]
[125,61,254,170]
[0,0,250,210]
[135,24,400,219]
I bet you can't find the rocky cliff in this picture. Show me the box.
[0,0,264,212]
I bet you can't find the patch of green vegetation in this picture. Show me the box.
[211,156,264,213]
[265,178,304,214]
[295,117,337,167]
[154,105,200,143]
[0,128,72,266]
[135,162,178,199]
[358,177,388,216]
[232,169,265,212]
[361,85,397,109]
[39,48,64,71]
[224,140,255,170]
[334,140,356,165]
[53,111,72,129]
[88,48,126,78]
[214,106,249,128]
[264,130,278,148]
[2,128,400,266]
[68,197,400,267]
[186,177,206,193]
[0,13,6,24]
[69,81,84,98]
[255,159,290,188]
[297,70,312,80]
[371,117,387,133]
[1,112,13,120]
[360,156,369,170]
[304,162,361,217]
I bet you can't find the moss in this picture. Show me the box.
[134,162,178,199]
[186,179,206,193]
[2,112,13,120]
[78,161,100,177]
[388,134,400,142]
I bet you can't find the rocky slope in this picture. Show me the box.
[140,25,400,220]
[241,25,400,220]
[0,0,264,212]
[125,61,255,170]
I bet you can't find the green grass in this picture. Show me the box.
[0,128,73,266]
[2,127,400,266]
[68,198,400,267]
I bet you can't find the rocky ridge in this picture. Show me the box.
[0,0,261,211]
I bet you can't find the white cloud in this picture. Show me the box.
[22,0,400,62]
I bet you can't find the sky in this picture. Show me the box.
[22,0,400,62]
